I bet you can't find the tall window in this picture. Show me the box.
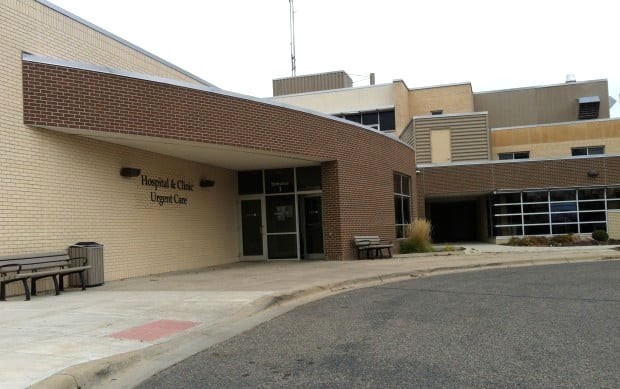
[339,109,396,132]
[394,174,412,238]
[572,146,604,156]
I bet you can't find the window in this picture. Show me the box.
[238,170,263,195]
[492,188,610,237]
[571,146,604,156]
[498,151,530,160]
[296,166,322,191]
[394,174,412,238]
[338,109,395,131]
[264,168,294,194]
[430,109,443,115]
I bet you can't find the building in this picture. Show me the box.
[272,72,620,243]
[1,1,415,297]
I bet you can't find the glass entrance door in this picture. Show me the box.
[299,195,324,259]
[266,195,298,259]
[240,198,266,260]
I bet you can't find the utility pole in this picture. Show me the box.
[289,0,296,77]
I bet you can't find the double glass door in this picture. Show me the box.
[240,195,323,260]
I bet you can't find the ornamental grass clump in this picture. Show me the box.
[400,218,433,253]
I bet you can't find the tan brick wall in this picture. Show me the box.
[393,80,410,135]
[272,84,395,117]
[491,119,620,159]
[408,84,474,118]
[0,1,234,295]
[606,211,620,240]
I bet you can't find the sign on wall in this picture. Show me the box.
[140,174,194,207]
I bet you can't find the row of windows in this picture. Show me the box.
[336,109,395,132]
[492,188,620,237]
[238,167,321,195]
[498,146,604,160]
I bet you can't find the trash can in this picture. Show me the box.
[69,242,104,287]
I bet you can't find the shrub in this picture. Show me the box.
[400,219,433,253]
[549,234,574,246]
[519,236,550,246]
[592,229,609,242]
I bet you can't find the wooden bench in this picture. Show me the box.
[353,236,394,259]
[0,251,91,301]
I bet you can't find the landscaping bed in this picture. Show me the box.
[505,232,618,247]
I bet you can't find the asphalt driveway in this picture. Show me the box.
[139,261,620,388]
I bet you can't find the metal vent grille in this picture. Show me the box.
[577,96,600,120]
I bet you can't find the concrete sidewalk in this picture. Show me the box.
[2,244,618,389]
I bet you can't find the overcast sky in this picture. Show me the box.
[50,0,619,117]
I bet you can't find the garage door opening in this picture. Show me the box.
[426,197,488,243]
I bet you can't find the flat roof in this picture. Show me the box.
[407,81,473,91]
[273,70,350,82]
[474,79,608,95]
[270,82,394,99]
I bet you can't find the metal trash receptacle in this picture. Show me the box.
[69,242,104,287]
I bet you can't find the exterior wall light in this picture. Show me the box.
[120,167,141,177]
[200,179,215,188]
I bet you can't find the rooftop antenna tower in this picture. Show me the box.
[289,0,296,77]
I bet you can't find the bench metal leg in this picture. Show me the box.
[52,275,60,295]
[1,280,31,301]
[79,271,86,290]
[31,275,60,296]
[30,278,37,296]
[22,279,31,301]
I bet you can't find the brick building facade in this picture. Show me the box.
[1,1,414,298]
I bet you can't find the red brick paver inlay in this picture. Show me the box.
[109,320,200,342]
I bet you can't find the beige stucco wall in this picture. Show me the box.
[491,118,620,159]
[0,1,238,287]
[475,80,610,129]
[271,83,395,115]
[408,84,474,118]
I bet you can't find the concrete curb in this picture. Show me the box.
[29,254,620,388]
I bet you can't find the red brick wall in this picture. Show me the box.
[418,157,620,198]
[22,60,416,260]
